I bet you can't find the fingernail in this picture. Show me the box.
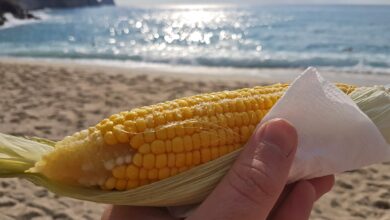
[258,119,297,157]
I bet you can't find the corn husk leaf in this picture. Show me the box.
[0,132,239,206]
[350,85,390,143]
[0,85,388,206]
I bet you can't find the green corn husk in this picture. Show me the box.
[0,85,388,206]
[350,85,390,143]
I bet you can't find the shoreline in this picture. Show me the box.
[1,57,390,86]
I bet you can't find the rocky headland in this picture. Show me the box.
[0,0,114,26]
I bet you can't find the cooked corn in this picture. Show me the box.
[31,83,356,191]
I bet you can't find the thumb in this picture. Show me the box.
[188,119,298,220]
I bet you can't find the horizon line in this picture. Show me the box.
[116,2,390,7]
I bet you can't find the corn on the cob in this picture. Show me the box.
[29,83,356,191]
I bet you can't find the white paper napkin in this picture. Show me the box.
[261,67,390,183]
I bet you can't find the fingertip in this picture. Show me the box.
[255,118,298,157]
[308,175,335,200]
[270,180,316,220]
[298,180,317,202]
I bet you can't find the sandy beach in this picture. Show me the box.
[0,59,389,220]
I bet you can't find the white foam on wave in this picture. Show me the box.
[0,10,50,30]
[1,56,389,86]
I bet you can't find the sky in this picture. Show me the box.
[116,0,390,6]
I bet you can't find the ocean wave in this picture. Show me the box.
[1,5,389,76]
[3,51,390,75]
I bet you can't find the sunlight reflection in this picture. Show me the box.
[171,10,217,27]
[98,5,265,65]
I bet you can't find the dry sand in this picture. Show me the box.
[0,59,389,220]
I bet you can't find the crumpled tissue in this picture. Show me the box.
[261,67,390,183]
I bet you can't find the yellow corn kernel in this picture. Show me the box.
[143,154,155,169]
[166,126,175,139]
[154,113,166,126]
[241,112,250,125]
[209,130,219,147]
[113,125,129,143]
[200,131,210,148]
[147,169,158,180]
[126,165,139,180]
[104,131,117,145]
[248,111,257,124]
[217,129,226,146]
[165,111,175,122]
[183,135,193,151]
[124,120,137,133]
[265,96,273,108]
[156,128,167,140]
[145,115,154,128]
[135,118,147,132]
[182,107,193,119]
[127,180,139,189]
[155,154,167,169]
[166,140,172,153]
[172,137,184,153]
[139,179,150,186]
[175,153,186,167]
[234,112,243,127]
[101,121,114,133]
[226,113,235,127]
[201,149,211,163]
[228,100,237,112]
[192,133,201,150]
[217,114,228,127]
[144,131,156,143]
[115,179,127,190]
[151,140,165,154]
[139,144,151,154]
[193,150,201,165]
[225,129,235,144]
[183,121,195,135]
[240,126,251,142]
[132,153,143,167]
[177,99,188,107]
[124,111,137,120]
[237,99,246,112]
[112,165,126,179]
[167,153,176,168]
[104,177,116,190]
[130,133,144,149]
[158,167,170,180]
[185,152,193,166]
[233,127,240,143]
[175,124,185,136]
[139,168,148,180]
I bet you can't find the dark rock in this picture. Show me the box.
[15,0,115,10]
[0,0,39,26]
[0,0,114,26]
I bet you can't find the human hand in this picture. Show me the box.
[102,119,334,220]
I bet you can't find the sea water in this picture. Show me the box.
[0,5,389,75]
